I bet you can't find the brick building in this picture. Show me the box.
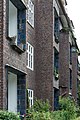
[0,0,79,114]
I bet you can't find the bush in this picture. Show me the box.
[26,99,51,120]
[59,97,77,119]
[75,117,80,120]
[51,110,76,120]
[0,111,20,120]
[26,98,77,120]
[32,99,50,112]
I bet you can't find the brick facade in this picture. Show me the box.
[59,30,70,97]
[2,0,27,112]
[0,0,79,112]
[72,51,78,101]
[0,0,3,109]
[35,0,54,109]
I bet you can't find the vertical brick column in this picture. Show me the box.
[72,51,78,101]
[59,30,70,97]
[0,0,3,109]
[35,0,54,109]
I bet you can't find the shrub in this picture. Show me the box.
[59,97,77,119]
[26,99,51,120]
[0,111,20,120]
[32,99,51,112]
[26,98,77,120]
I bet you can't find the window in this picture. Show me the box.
[70,69,72,89]
[54,8,60,43]
[9,1,17,44]
[27,0,34,27]
[70,44,72,64]
[28,89,33,107]
[27,42,34,70]
[8,0,26,51]
[54,48,59,80]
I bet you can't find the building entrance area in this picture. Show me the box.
[6,65,26,115]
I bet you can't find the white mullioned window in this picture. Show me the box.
[27,42,34,70]
[28,89,33,107]
[27,0,34,27]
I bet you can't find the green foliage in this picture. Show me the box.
[32,99,51,112]
[75,117,80,120]
[59,97,77,119]
[0,110,20,120]
[26,98,78,120]
[26,99,51,120]
[27,111,53,120]
[51,110,76,120]
[76,106,80,117]
[78,85,80,106]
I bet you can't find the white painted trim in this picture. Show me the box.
[53,0,59,16]
[28,89,33,107]
[27,42,34,71]
[27,0,34,27]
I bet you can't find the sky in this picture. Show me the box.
[66,0,80,61]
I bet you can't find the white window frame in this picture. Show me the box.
[28,89,33,107]
[27,42,34,71]
[27,0,34,27]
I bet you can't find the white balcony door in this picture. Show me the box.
[8,72,17,113]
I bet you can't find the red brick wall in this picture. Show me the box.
[35,0,54,109]
[59,30,70,96]
[2,0,27,109]
[0,0,3,109]
[72,51,78,101]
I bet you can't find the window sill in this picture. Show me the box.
[10,43,25,54]
[8,36,26,54]
[27,20,34,28]
[54,33,59,43]
[27,66,34,71]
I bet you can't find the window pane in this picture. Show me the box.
[9,1,17,44]
[29,61,30,67]
[29,91,30,97]
[29,54,30,60]
[31,99,32,106]
[31,47,32,53]
[31,91,32,97]
[29,45,30,52]
[27,0,34,27]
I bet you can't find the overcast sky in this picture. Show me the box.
[66,0,80,61]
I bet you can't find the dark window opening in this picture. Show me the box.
[54,88,59,110]
[70,69,72,89]
[70,44,72,64]
[54,48,59,80]
[54,8,60,43]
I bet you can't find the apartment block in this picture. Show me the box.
[59,28,79,102]
[0,0,79,114]
[0,0,27,115]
